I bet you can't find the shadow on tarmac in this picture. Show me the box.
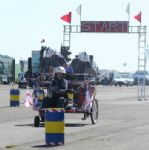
[15,123,89,128]
[15,123,44,127]
[65,123,88,127]
[32,144,64,148]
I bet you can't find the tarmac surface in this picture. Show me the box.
[1,84,149,150]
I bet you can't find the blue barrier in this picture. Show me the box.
[10,89,20,107]
[45,108,64,146]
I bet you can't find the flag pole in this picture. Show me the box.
[140,11,142,26]
[69,12,72,50]
[128,10,130,23]
[126,3,130,23]
[80,4,82,26]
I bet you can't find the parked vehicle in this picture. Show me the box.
[113,73,134,86]
[133,70,149,85]
[18,72,28,88]
[1,74,8,84]
[113,74,126,86]
[120,73,134,86]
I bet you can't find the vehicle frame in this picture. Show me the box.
[33,73,99,127]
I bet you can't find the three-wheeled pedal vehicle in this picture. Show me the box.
[33,73,99,127]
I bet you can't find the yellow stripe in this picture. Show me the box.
[38,94,44,100]
[10,95,20,101]
[45,121,64,133]
[67,93,73,99]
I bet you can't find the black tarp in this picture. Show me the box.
[71,58,96,75]
[43,54,67,73]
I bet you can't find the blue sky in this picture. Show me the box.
[0,0,148,72]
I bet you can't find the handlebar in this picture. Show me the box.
[54,89,74,94]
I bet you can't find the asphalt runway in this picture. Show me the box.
[1,85,149,150]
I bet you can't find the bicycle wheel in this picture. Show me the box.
[90,98,99,124]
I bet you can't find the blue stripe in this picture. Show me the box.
[45,112,64,121]
[10,101,20,106]
[10,89,20,95]
[45,133,64,143]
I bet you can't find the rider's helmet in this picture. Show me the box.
[54,66,66,74]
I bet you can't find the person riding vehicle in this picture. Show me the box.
[43,66,68,108]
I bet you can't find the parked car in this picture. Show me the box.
[120,73,134,86]
[113,73,134,87]
[133,70,149,85]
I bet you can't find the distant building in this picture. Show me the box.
[15,60,28,79]
[0,54,15,83]
[32,50,40,73]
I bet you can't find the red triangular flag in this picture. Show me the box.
[61,12,71,23]
[134,11,141,23]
